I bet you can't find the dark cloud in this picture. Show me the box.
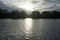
[44,0,56,3]
[39,0,60,11]
[44,0,60,3]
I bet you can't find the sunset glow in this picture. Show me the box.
[20,2,34,11]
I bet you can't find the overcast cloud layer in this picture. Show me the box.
[0,0,60,11]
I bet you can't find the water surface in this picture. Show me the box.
[0,18,60,40]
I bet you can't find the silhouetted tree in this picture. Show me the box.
[51,11,60,18]
[10,10,21,18]
[41,11,60,19]
[29,11,40,19]
[41,11,51,18]
[1,8,60,19]
[0,9,27,19]
[10,10,27,19]
[0,9,9,18]
[20,11,27,18]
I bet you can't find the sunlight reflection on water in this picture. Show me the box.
[24,18,33,39]
[0,19,60,40]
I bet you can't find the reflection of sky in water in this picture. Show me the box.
[24,18,33,39]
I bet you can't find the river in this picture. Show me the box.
[0,18,60,40]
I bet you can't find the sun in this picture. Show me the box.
[21,2,34,11]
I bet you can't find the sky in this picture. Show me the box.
[0,0,60,12]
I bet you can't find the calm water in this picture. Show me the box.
[0,18,60,40]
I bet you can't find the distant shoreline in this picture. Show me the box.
[0,8,60,19]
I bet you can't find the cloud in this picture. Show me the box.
[0,0,60,11]
[32,0,60,11]
[41,0,60,11]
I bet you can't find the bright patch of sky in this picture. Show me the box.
[0,0,60,11]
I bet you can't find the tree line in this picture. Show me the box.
[0,9,60,19]
[0,9,27,19]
